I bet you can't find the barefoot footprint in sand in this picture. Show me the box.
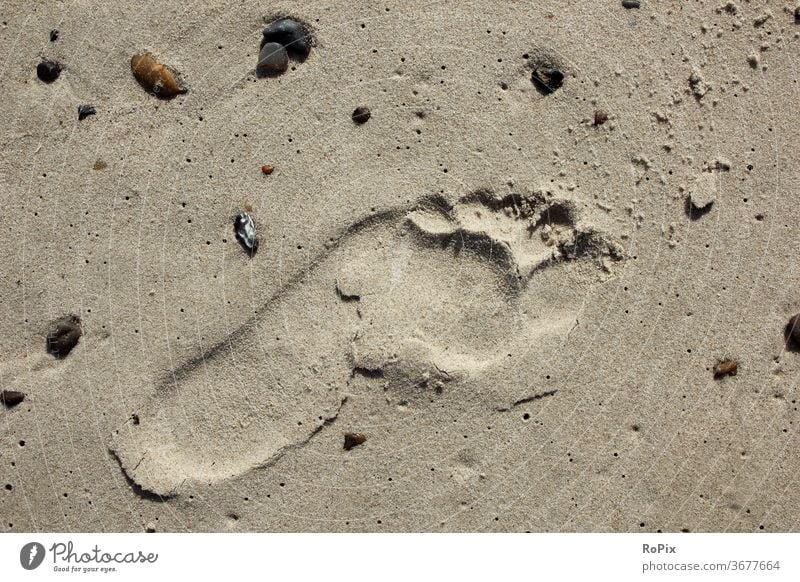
[110,189,623,496]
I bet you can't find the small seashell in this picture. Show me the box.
[77,104,96,121]
[0,390,25,408]
[234,212,258,255]
[343,432,367,450]
[256,42,289,77]
[351,106,371,124]
[46,314,82,359]
[130,52,187,99]
[713,360,738,379]
[36,60,62,83]
[262,18,311,60]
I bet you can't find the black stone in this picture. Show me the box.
[49,29,59,42]
[77,104,96,121]
[0,390,25,408]
[256,42,289,77]
[622,0,641,8]
[37,60,62,83]
[352,106,371,124]
[262,18,311,60]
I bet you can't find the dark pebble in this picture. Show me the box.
[256,42,289,77]
[622,0,641,8]
[343,432,367,450]
[351,106,371,124]
[77,104,96,121]
[795,8,800,24]
[262,18,311,60]
[36,60,62,83]
[786,314,800,350]
[0,390,25,408]
[531,68,563,95]
[49,29,59,42]
[46,314,82,358]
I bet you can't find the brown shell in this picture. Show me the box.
[713,360,738,379]
[130,52,186,99]
[343,432,367,450]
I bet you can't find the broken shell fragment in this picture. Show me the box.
[130,52,187,99]
[0,390,25,408]
[77,104,96,121]
[234,212,258,255]
[343,432,367,450]
[531,67,564,95]
[256,42,289,77]
[262,18,311,60]
[46,314,82,358]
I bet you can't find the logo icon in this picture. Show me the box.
[20,542,45,570]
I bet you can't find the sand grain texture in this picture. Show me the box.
[1,0,799,532]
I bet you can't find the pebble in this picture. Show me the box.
[46,314,82,359]
[256,42,289,77]
[531,68,563,95]
[36,60,62,83]
[49,29,59,42]
[622,0,641,8]
[77,104,96,121]
[0,390,25,408]
[261,165,274,175]
[795,7,800,24]
[713,360,738,379]
[343,432,367,450]
[262,18,311,60]
[234,212,258,255]
[351,106,371,124]
[130,52,186,99]
[787,314,800,349]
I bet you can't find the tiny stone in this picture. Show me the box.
[36,60,62,83]
[0,390,25,408]
[344,432,367,450]
[261,165,274,175]
[49,29,59,42]
[352,106,371,124]
[93,160,107,171]
[713,360,738,379]
[256,42,288,77]
[622,0,641,8]
[786,314,800,349]
[262,18,311,60]
[77,104,96,121]
[46,314,82,359]
[795,8,800,24]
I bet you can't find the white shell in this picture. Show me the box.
[234,212,258,254]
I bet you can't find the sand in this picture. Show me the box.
[1,0,799,532]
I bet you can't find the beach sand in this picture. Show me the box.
[1,0,799,532]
